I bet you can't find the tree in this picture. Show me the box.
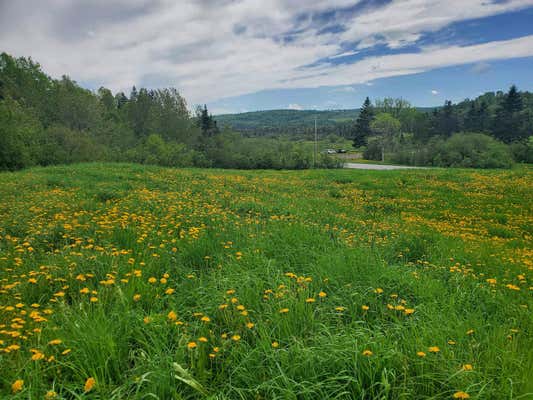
[494,85,525,143]
[370,113,401,161]
[352,97,374,147]
[196,104,219,138]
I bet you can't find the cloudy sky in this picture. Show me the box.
[2,0,533,113]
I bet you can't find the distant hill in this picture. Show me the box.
[215,109,361,136]
[215,108,434,136]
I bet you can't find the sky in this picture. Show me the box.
[1,0,533,114]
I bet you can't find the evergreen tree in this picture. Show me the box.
[352,97,374,147]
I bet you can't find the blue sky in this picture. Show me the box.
[2,0,533,113]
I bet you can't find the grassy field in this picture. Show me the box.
[1,163,532,399]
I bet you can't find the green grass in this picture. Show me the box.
[0,163,532,399]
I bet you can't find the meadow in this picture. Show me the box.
[0,163,532,399]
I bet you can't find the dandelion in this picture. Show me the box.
[417,351,426,357]
[246,322,255,329]
[165,288,175,295]
[143,316,151,324]
[90,296,98,303]
[279,308,289,314]
[12,379,24,393]
[466,329,474,335]
[404,308,415,315]
[374,288,384,294]
[167,311,177,321]
[187,342,197,349]
[362,349,373,356]
[84,377,96,392]
[272,341,279,348]
[148,277,157,284]
[48,339,62,345]
[318,291,327,298]
[232,335,241,341]
[462,364,473,371]
[201,316,211,323]
[453,391,470,399]
[198,337,208,343]
[61,349,71,355]
[305,298,315,303]
[448,340,456,345]
[361,305,369,311]
[45,391,57,399]
[133,294,141,301]
[428,346,440,353]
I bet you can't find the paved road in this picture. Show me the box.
[344,163,422,170]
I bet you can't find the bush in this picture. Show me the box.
[390,133,514,168]
[509,137,533,163]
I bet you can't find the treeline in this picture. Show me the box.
[0,53,337,171]
[352,91,533,168]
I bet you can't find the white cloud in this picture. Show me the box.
[1,0,532,105]
[288,103,304,110]
[471,62,491,74]
[431,90,439,95]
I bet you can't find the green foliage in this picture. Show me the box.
[391,133,515,168]
[352,97,374,147]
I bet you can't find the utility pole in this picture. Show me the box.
[314,116,318,168]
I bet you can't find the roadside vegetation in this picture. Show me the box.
[1,163,532,399]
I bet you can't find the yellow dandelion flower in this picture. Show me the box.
[453,391,470,399]
[362,349,373,356]
[246,322,255,329]
[187,341,197,349]
[462,364,473,371]
[12,379,24,393]
[167,311,177,321]
[279,308,289,314]
[89,297,98,303]
[417,351,426,357]
[45,391,57,399]
[272,341,279,348]
[133,294,141,301]
[232,335,241,341]
[84,377,96,392]
[361,305,369,311]
[428,346,440,353]
[198,337,208,343]
[305,298,315,303]
[318,291,327,298]
[165,288,175,295]
[48,339,62,345]
[201,316,211,323]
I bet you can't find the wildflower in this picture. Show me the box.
[167,311,177,321]
[361,305,369,311]
[45,391,57,399]
[219,304,228,310]
[279,308,289,314]
[187,341,197,349]
[448,340,456,345]
[12,379,24,393]
[201,316,211,323]
[335,306,346,311]
[90,297,98,303]
[32,351,45,360]
[428,346,440,353]
[246,322,255,329]
[417,351,426,357]
[374,288,384,294]
[80,287,90,294]
[232,335,241,341]
[133,294,141,301]
[453,391,470,399]
[404,308,415,315]
[48,339,62,345]
[462,364,473,371]
[143,316,151,324]
[362,349,373,356]
[61,349,71,355]
[272,341,279,348]
[466,329,474,335]
[165,288,175,295]
[84,377,96,392]
[148,277,157,284]
[198,337,208,343]
[318,291,327,298]
[226,289,236,295]
[305,298,315,303]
